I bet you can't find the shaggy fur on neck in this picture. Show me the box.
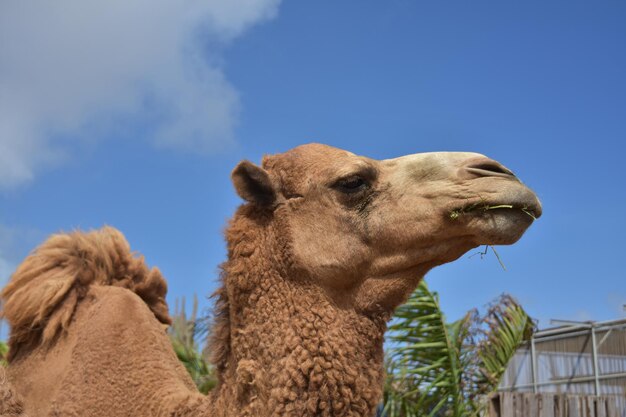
[208,206,388,416]
[0,227,171,361]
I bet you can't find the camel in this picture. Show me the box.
[0,143,541,416]
[0,367,26,416]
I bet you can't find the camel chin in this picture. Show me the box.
[469,208,536,245]
[456,188,542,246]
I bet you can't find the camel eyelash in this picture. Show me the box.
[333,175,370,194]
[332,166,378,191]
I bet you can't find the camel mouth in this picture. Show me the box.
[449,198,542,221]
[447,196,541,246]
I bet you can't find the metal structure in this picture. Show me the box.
[499,318,626,417]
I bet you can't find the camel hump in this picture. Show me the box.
[0,226,171,360]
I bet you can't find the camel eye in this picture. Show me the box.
[335,176,369,194]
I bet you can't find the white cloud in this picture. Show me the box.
[0,0,281,188]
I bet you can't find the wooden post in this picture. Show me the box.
[528,393,538,417]
[514,392,523,417]
[568,396,581,417]
[502,392,514,417]
[489,393,501,417]
[595,397,606,417]
[586,396,596,417]
[605,397,616,417]
[555,394,565,417]
[542,393,555,417]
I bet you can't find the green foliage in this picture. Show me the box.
[0,340,8,367]
[383,280,534,417]
[168,295,217,394]
[473,298,534,397]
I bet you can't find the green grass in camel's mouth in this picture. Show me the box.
[449,203,537,221]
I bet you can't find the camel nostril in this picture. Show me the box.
[471,162,511,175]
[465,159,516,179]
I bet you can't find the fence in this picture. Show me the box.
[489,392,619,417]
[498,318,626,417]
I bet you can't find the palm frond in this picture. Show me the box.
[473,295,534,396]
[385,280,469,417]
[0,341,8,367]
[168,295,217,394]
[383,281,535,417]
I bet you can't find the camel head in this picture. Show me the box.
[231,143,541,313]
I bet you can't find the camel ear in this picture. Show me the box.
[231,160,277,206]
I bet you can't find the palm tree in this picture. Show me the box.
[0,341,7,367]
[168,295,217,394]
[0,318,7,367]
[382,280,534,417]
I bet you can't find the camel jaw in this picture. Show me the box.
[448,189,542,245]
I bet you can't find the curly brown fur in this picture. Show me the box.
[0,367,27,416]
[209,285,231,378]
[1,226,171,361]
[207,205,388,417]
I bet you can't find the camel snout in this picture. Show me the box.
[461,157,518,180]
[458,156,543,219]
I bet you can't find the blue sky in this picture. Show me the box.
[1,0,625,334]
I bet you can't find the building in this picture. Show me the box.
[499,317,626,417]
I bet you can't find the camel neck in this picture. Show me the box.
[210,223,387,417]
